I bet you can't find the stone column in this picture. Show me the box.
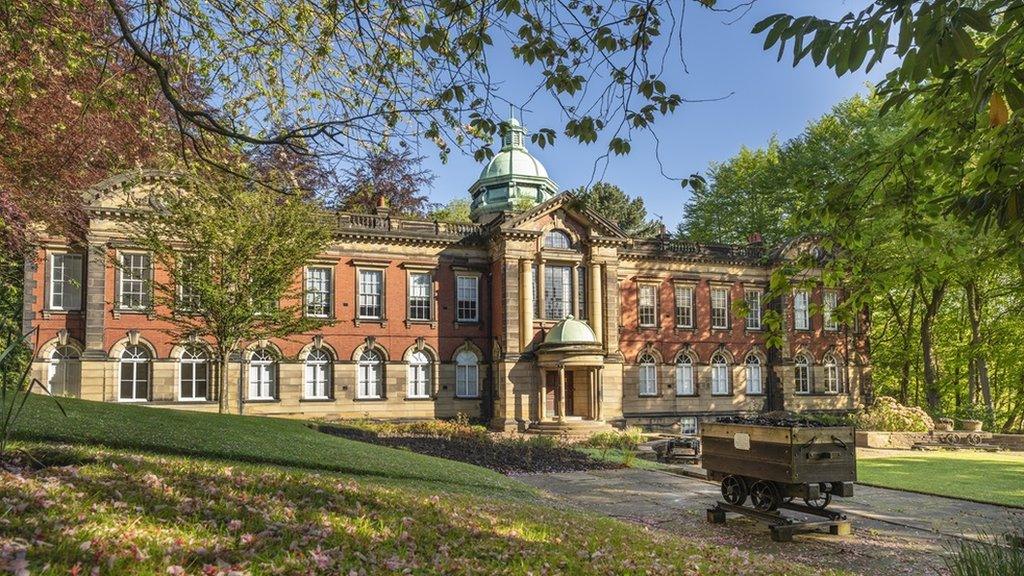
[537,261,545,320]
[537,367,546,421]
[596,367,604,421]
[83,240,108,359]
[572,263,580,318]
[519,259,533,352]
[589,368,597,420]
[589,262,603,344]
[557,363,566,419]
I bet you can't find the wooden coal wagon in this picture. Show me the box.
[701,422,856,511]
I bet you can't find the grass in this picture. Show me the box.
[576,447,671,470]
[8,394,529,498]
[0,443,830,575]
[857,450,1024,507]
[0,397,838,575]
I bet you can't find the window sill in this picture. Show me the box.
[405,396,433,402]
[246,398,279,403]
[353,397,387,402]
[455,320,481,326]
[453,395,481,400]
[113,308,155,320]
[744,392,766,397]
[711,394,734,398]
[710,327,731,332]
[638,394,660,399]
[176,398,213,403]
[674,325,695,331]
[41,309,83,317]
[299,397,335,403]
[117,398,149,403]
[305,314,334,320]
[675,393,698,398]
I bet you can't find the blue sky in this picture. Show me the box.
[417,1,892,227]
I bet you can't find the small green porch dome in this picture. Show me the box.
[544,315,598,344]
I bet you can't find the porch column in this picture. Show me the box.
[589,263,603,345]
[596,367,604,421]
[537,367,546,421]
[557,363,566,419]
[519,259,534,352]
[589,368,597,419]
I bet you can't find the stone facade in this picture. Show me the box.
[24,130,869,433]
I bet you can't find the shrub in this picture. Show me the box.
[943,532,1024,576]
[856,396,934,432]
[582,427,645,451]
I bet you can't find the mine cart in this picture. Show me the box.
[701,421,856,511]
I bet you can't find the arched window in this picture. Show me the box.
[794,354,812,394]
[745,354,762,394]
[455,350,479,398]
[823,354,841,394]
[47,346,80,397]
[675,355,694,396]
[358,349,383,399]
[180,346,209,401]
[304,348,332,399]
[711,353,730,395]
[638,353,658,397]
[119,345,150,402]
[544,229,572,249]
[407,350,432,399]
[249,347,277,400]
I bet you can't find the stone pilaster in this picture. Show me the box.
[83,240,108,359]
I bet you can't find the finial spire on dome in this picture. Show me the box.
[501,112,526,151]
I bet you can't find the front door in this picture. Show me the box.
[544,371,575,417]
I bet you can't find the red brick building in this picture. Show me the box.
[23,120,869,433]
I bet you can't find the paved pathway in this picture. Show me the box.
[519,468,1024,575]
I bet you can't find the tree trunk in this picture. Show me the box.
[964,280,993,420]
[888,291,916,404]
[920,281,947,413]
[218,347,231,414]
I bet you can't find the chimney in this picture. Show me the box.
[375,194,390,216]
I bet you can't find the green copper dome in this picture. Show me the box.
[544,315,598,345]
[468,117,558,223]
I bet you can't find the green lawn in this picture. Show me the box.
[0,396,838,575]
[576,447,672,470]
[10,394,528,498]
[857,450,1024,507]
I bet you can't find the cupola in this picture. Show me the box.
[468,117,558,224]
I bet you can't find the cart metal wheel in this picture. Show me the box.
[804,482,832,509]
[967,433,982,446]
[750,480,780,512]
[721,475,748,506]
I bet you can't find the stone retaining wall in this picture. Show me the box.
[856,430,1024,451]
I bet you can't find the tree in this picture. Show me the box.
[133,166,334,413]
[71,0,729,171]
[428,198,473,224]
[336,148,434,216]
[571,182,661,238]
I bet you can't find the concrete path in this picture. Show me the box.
[519,468,1024,575]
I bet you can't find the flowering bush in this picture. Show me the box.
[856,396,934,432]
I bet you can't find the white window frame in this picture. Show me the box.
[638,284,658,328]
[745,289,762,330]
[745,354,763,395]
[177,256,202,312]
[680,416,698,436]
[794,290,810,331]
[179,347,209,401]
[407,272,433,322]
[357,349,384,399]
[711,353,730,395]
[675,355,695,396]
[674,284,694,328]
[305,266,333,318]
[118,252,152,311]
[456,274,480,323]
[823,354,841,394]
[823,290,839,331]
[794,354,812,394]
[248,348,277,400]
[455,350,480,398]
[46,345,81,397]
[638,353,658,396]
[711,287,730,329]
[407,350,432,399]
[118,345,150,402]
[304,348,332,399]
[48,253,83,311]
[357,268,384,320]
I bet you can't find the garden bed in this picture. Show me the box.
[313,421,620,475]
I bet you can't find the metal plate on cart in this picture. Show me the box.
[734,433,751,450]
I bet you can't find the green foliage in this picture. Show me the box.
[571,182,661,238]
[944,532,1024,576]
[582,426,645,451]
[427,198,473,223]
[334,418,490,441]
[512,195,538,212]
[134,165,334,412]
[856,396,934,432]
